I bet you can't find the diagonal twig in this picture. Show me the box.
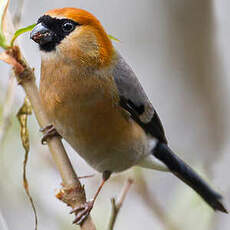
[107,178,134,230]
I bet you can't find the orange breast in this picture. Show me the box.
[40,60,147,172]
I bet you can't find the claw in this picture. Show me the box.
[40,124,61,144]
[70,171,111,225]
[71,200,94,225]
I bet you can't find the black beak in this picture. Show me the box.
[30,23,53,45]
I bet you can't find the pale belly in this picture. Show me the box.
[53,103,149,173]
[41,93,148,172]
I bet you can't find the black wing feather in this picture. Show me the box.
[113,52,167,144]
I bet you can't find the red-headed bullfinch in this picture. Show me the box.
[30,7,228,225]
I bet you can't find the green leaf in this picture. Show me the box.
[108,34,120,42]
[11,23,36,46]
[0,0,9,49]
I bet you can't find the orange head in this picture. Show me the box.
[31,8,114,67]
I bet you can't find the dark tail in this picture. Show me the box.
[152,142,228,213]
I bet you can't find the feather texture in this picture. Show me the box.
[112,52,167,143]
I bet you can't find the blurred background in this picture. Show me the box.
[0,0,230,229]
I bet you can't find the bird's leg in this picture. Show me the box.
[71,170,111,225]
[40,124,61,144]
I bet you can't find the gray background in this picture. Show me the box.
[0,0,230,229]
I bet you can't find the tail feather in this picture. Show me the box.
[152,142,228,213]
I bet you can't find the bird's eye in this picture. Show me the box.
[62,22,74,32]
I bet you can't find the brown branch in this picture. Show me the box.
[0,9,96,230]
[16,46,95,230]
[107,178,133,230]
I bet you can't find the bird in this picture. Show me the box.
[30,7,228,225]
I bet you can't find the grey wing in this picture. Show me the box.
[113,52,167,144]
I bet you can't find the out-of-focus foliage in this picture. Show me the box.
[0,0,9,48]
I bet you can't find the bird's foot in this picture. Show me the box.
[40,124,61,144]
[70,200,94,225]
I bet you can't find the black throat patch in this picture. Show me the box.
[37,15,79,52]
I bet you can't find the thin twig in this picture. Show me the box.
[107,178,134,230]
